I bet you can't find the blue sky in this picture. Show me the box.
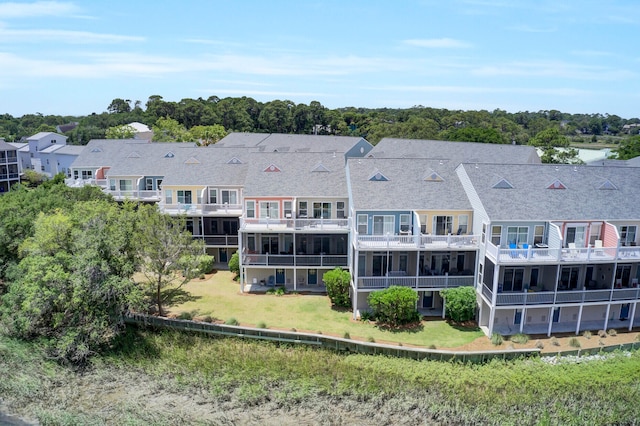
[1,0,639,118]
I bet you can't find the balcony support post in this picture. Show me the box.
[629,302,637,331]
[547,307,554,337]
[575,305,583,335]
[603,304,611,331]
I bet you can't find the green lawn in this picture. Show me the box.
[169,271,484,349]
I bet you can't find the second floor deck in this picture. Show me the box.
[242,252,348,267]
[355,233,479,251]
[241,217,349,232]
[356,273,474,290]
[486,241,640,264]
[482,284,640,307]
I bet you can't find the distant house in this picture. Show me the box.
[18,132,82,178]
[128,122,153,141]
[0,139,20,193]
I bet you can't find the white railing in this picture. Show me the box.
[105,189,161,200]
[356,233,479,250]
[196,235,238,246]
[65,178,108,188]
[241,217,349,231]
[490,287,640,306]
[242,253,348,267]
[357,274,473,289]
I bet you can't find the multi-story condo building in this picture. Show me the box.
[0,139,20,193]
[347,139,541,318]
[458,162,640,335]
[66,133,640,336]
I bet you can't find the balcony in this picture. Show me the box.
[65,178,108,189]
[195,235,238,247]
[242,253,348,267]
[356,233,479,251]
[483,284,640,306]
[357,274,474,290]
[486,241,635,264]
[241,217,349,232]
[105,189,161,202]
[160,203,243,216]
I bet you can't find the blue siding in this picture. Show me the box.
[355,210,413,235]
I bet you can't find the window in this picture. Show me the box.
[81,170,92,179]
[284,201,292,218]
[313,202,331,219]
[177,190,192,204]
[457,215,469,234]
[357,214,368,234]
[373,215,394,235]
[589,223,601,245]
[400,214,411,233]
[157,179,162,190]
[109,179,116,191]
[221,190,237,205]
[145,178,153,191]
[358,254,366,276]
[73,170,79,179]
[259,201,279,219]
[534,225,545,245]
[246,201,255,218]
[620,226,637,246]
[298,201,308,217]
[507,226,528,246]
[433,215,453,235]
[491,225,502,245]
[119,179,133,191]
[165,190,173,204]
[336,202,346,219]
[560,266,580,290]
[502,268,524,292]
[208,188,217,204]
[565,225,586,247]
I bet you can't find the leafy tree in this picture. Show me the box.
[440,126,507,144]
[152,117,191,142]
[441,287,476,323]
[105,124,136,139]
[529,127,581,164]
[190,124,227,146]
[22,169,47,187]
[107,98,132,114]
[367,286,420,326]
[228,251,240,277]
[323,267,351,308]
[0,201,143,364]
[136,206,205,316]
[616,135,640,160]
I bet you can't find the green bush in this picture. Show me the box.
[367,286,420,326]
[510,333,529,344]
[228,251,239,276]
[569,337,581,348]
[176,311,193,320]
[196,254,215,274]
[323,267,351,308]
[225,317,239,326]
[360,311,374,322]
[491,334,503,345]
[440,286,476,323]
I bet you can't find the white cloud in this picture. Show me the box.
[472,61,635,80]
[403,38,471,48]
[0,1,78,18]
[0,27,144,44]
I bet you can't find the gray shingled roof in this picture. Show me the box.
[370,138,540,165]
[71,139,195,169]
[158,147,249,186]
[458,163,640,221]
[243,151,348,197]
[214,133,271,147]
[215,132,367,153]
[0,140,17,151]
[347,157,472,211]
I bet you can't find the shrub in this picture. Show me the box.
[176,311,193,320]
[256,321,267,329]
[569,337,581,348]
[551,337,560,346]
[440,287,476,323]
[225,317,239,326]
[583,330,592,339]
[428,344,437,350]
[228,251,240,276]
[368,286,420,326]
[607,328,617,336]
[324,267,351,308]
[598,330,607,338]
[367,336,375,343]
[510,333,529,344]
[202,315,214,323]
[360,311,374,322]
[535,340,544,349]
[491,334,503,345]
[343,332,351,339]
[196,254,215,274]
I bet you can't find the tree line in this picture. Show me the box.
[2,95,640,160]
